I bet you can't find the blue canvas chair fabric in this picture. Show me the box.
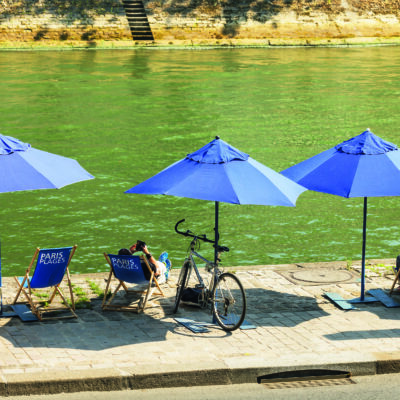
[102,253,164,312]
[13,245,78,320]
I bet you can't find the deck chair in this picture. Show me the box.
[102,253,164,313]
[390,255,400,296]
[13,245,78,321]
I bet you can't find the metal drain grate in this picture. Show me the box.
[261,378,355,389]
[257,369,354,389]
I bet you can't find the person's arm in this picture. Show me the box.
[142,245,161,276]
[129,243,137,253]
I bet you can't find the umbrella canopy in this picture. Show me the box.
[126,136,306,262]
[281,129,400,301]
[0,134,94,192]
[0,133,94,313]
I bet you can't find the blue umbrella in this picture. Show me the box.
[0,133,94,313]
[126,136,306,263]
[281,129,400,302]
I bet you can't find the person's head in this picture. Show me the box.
[118,248,132,256]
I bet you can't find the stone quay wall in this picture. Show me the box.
[0,0,400,43]
[0,0,131,41]
[146,0,400,41]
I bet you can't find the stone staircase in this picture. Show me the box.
[122,0,154,41]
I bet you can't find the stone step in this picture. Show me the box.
[126,13,148,17]
[127,18,150,22]
[130,36,154,41]
[127,22,151,27]
[126,14,147,20]
[122,0,154,41]
[130,32,154,36]
[125,9,145,13]
[123,4,146,9]
[124,6,146,11]
[122,0,144,5]
[131,26,152,35]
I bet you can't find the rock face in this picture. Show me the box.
[0,0,400,42]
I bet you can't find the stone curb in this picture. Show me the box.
[1,359,400,396]
[1,37,400,50]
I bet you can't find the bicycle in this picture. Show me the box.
[173,219,246,332]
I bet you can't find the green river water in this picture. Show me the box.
[1,46,400,276]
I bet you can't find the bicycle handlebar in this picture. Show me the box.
[175,219,214,244]
[175,219,229,253]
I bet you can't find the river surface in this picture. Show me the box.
[1,46,400,275]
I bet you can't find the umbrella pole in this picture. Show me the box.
[211,202,220,325]
[360,196,367,301]
[349,197,378,304]
[214,201,219,265]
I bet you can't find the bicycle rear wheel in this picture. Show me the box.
[173,260,191,314]
[212,272,246,331]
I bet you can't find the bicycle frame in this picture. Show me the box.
[187,247,221,292]
[174,219,246,331]
[176,218,225,308]
[187,250,209,288]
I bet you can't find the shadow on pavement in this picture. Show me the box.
[325,329,400,341]
[0,309,177,351]
[0,290,234,350]
[0,276,331,351]
[164,287,330,329]
[244,287,329,326]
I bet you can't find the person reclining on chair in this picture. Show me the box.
[118,240,171,284]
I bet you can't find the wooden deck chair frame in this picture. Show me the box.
[389,255,400,296]
[102,253,164,313]
[13,245,78,321]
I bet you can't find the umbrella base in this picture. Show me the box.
[325,292,357,310]
[367,289,400,308]
[348,296,378,304]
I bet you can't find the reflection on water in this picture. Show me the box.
[1,47,400,275]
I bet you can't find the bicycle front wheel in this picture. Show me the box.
[212,272,246,331]
[173,260,191,314]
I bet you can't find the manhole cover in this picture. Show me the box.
[292,270,354,284]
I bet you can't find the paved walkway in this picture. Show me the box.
[1,259,400,396]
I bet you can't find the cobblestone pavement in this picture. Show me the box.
[1,259,400,395]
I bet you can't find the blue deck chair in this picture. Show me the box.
[13,245,78,321]
[102,253,164,313]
